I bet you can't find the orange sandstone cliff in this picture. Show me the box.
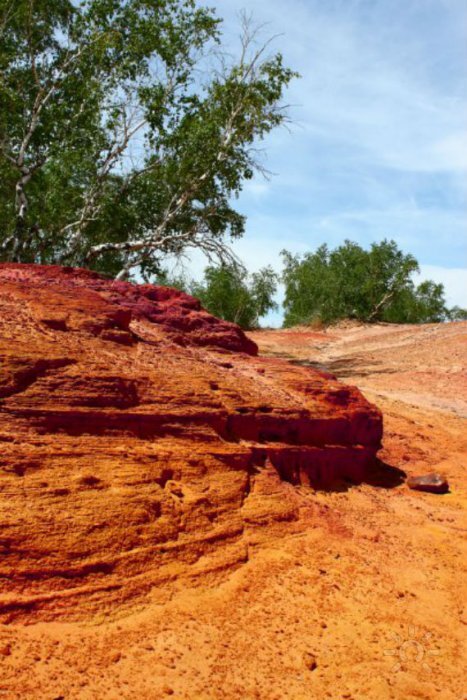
[0,264,382,622]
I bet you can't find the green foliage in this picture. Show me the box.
[448,306,467,321]
[0,0,296,278]
[282,239,453,326]
[189,264,278,329]
[153,268,190,292]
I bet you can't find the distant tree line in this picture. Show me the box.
[281,239,466,326]
[161,240,466,329]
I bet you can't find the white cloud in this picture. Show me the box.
[418,265,467,308]
[242,180,271,199]
[220,0,467,174]
[431,132,467,172]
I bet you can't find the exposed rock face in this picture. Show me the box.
[0,264,382,622]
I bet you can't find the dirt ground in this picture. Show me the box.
[1,321,466,699]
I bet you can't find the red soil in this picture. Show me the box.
[0,269,465,699]
[0,264,380,623]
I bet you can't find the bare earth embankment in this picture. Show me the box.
[0,265,465,700]
[248,322,467,699]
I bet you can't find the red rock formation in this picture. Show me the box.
[0,264,382,622]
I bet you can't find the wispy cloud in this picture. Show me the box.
[185,0,467,317]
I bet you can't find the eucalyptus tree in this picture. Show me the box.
[190,264,278,328]
[281,240,452,326]
[0,0,296,278]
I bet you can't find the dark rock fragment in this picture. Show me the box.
[407,473,449,494]
[303,651,318,671]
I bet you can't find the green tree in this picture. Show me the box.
[282,239,452,326]
[448,306,467,321]
[281,245,331,326]
[384,279,448,323]
[153,268,190,293]
[191,264,278,329]
[0,1,296,279]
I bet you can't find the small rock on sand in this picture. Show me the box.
[407,473,449,494]
[303,651,318,671]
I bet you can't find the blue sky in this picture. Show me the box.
[186,0,467,323]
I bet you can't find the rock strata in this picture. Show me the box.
[0,264,382,621]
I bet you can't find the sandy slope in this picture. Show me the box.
[1,321,466,699]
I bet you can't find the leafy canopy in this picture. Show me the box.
[0,0,296,278]
[159,263,278,329]
[281,239,458,326]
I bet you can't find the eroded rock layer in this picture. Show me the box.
[0,264,382,621]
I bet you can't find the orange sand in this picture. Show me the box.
[1,277,465,699]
